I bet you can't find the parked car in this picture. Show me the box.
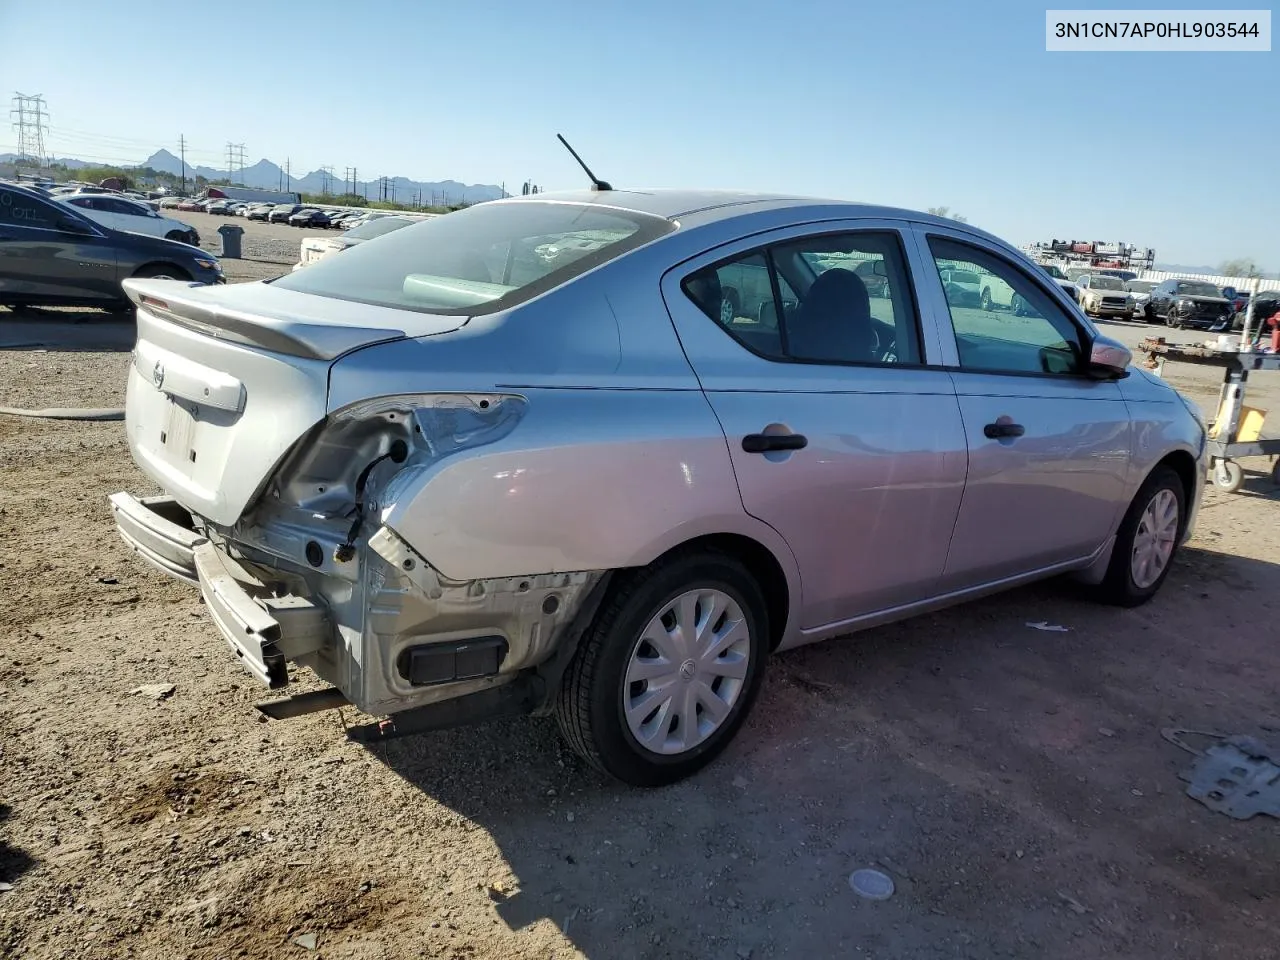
[246,204,273,221]
[176,198,201,212]
[288,208,327,228]
[939,266,982,306]
[58,193,200,246]
[1076,274,1134,320]
[292,214,426,271]
[268,203,303,223]
[158,197,183,209]
[1146,279,1232,329]
[1124,279,1157,320]
[109,190,1204,787]
[205,200,229,215]
[1037,262,1080,303]
[0,182,222,312]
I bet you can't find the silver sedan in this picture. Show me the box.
[110,189,1206,786]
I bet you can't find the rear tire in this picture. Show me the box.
[1095,466,1185,607]
[555,549,769,787]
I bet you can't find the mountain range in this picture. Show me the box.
[0,149,507,205]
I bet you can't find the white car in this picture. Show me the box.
[293,214,433,271]
[58,193,199,246]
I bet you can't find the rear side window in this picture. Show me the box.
[272,201,674,315]
[0,188,57,228]
[680,231,922,366]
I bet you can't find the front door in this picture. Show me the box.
[915,230,1133,589]
[662,223,968,631]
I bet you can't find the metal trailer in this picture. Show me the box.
[1140,337,1280,493]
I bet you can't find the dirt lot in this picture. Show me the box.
[2,233,1279,959]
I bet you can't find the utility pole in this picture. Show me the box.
[10,93,49,166]
[320,165,334,195]
[285,157,291,192]
[178,134,187,195]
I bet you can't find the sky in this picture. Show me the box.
[1,0,1276,265]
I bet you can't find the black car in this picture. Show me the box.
[288,208,328,228]
[1146,278,1232,329]
[0,182,223,312]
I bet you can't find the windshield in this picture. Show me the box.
[1176,281,1221,297]
[1040,264,1067,279]
[343,216,415,241]
[1125,280,1155,293]
[1090,276,1124,291]
[272,201,675,315]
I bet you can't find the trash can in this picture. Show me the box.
[217,224,244,259]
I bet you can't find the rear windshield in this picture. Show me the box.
[272,200,675,315]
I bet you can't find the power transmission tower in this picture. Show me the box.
[225,142,247,184]
[10,93,49,166]
[320,165,334,195]
[178,134,187,194]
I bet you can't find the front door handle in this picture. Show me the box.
[742,433,808,454]
[983,421,1025,439]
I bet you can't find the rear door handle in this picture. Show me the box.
[983,422,1025,439]
[742,433,808,454]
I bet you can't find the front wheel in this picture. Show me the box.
[555,549,768,787]
[1166,311,1183,329]
[1096,466,1185,606]
[132,264,192,282]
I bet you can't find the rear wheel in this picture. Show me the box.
[1096,466,1185,606]
[555,549,768,787]
[980,288,993,311]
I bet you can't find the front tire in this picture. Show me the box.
[1096,466,1185,606]
[1166,311,1183,329]
[555,549,768,787]
[133,264,192,282]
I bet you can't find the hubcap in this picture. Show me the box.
[1131,488,1179,589]
[622,588,751,756]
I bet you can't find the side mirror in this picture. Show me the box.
[872,259,887,277]
[1087,334,1131,379]
[56,217,94,236]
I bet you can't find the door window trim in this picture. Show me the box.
[914,227,1101,381]
[676,226,930,371]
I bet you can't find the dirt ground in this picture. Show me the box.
[1,234,1279,960]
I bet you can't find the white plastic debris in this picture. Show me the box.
[849,868,895,900]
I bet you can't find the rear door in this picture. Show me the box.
[910,227,1133,589]
[661,221,968,631]
[0,186,119,301]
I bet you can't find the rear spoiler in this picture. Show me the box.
[124,279,406,361]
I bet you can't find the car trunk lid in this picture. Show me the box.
[122,279,466,526]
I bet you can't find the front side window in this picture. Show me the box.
[0,188,59,229]
[681,231,921,366]
[272,201,674,315]
[928,237,1085,376]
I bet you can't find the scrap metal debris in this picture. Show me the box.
[1026,621,1070,633]
[1179,734,1280,820]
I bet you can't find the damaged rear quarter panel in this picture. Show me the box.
[375,386,759,582]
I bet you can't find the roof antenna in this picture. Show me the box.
[556,133,612,192]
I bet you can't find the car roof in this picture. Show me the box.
[491,188,1005,239]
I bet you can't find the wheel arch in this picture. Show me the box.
[132,261,193,281]
[1156,448,1198,533]
[641,531,794,652]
